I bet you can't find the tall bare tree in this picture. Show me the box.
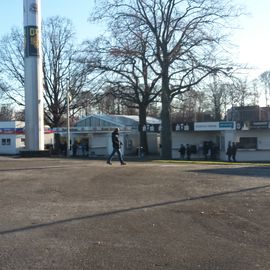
[42,16,92,127]
[91,0,243,159]
[83,30,161,153]
[0,17,92,127]
[232,78,251,107]
[259,71,270,106]
[0,28,25,106]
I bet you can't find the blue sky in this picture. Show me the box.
[0,0,269,79]
[0,0,101,41]
[233,0,270,78]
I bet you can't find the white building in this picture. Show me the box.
[0,121,54,155]
[2,118,269,162]
[0,121,25,155]
[172,121,270,162]
[54,114,161,156]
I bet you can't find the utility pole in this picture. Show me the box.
[67,91,71,157]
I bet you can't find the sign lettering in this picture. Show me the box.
[24,26,39,57]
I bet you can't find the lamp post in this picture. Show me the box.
[67,91,71,157]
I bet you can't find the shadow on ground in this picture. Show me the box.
[1,182,270,236]
[191,166,270,178]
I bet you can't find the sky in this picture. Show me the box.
[0,0,269,80]
[0,0,101,41]
[232,0,270,79]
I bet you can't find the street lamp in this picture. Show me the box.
[66,91,71,157]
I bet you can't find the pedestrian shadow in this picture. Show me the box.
[191,166,270,179]
[1,183,270,236]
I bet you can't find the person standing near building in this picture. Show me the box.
[107,128,126,165]
[186,144,191,160]
[72,141,78,157]
[231,142,237,162]
[226,142,232,162]
[203,142,209,160]
[179,144,186,160]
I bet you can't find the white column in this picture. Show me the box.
[24,0,44,150]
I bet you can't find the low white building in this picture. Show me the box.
[0,121,25,155]
[54,114,161,157]
[0,121,54,155]
[172,121,270,162]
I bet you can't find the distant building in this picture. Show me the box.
[0,121,54,155]
[226,106,270,122]
[172,119,270,162]
[54,114,161,156]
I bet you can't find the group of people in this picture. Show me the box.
[226,142,237,162]
[178,144,192,160]
[178,141,237,162]
[59,140,89,157]
[72,141,89,157]
[202,141,219,160]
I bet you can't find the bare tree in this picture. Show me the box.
[82,30,161,153]
[42,16,92,127]
[0,105,14,120]
[250,79,260,106]
[259,71,270,106]
[172,89,211,122]
[0,17,93,128]
[94,85,136,114]
[232,78,252,107]
[14,109,25,121]
[0,28,25,106]
[207,79,224,121]
[91,0,243,159]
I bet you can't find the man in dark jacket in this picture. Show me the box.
[178,144,186,160]
[231,142,237,162]
[226,142,232,162]
[107,128,126,165]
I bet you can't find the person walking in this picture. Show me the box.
[231,142,237,162]
[107,128,126,165]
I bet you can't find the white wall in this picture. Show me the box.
[236,149,270,162]
[172,129,270,162]
[233,129,270,162]
[88,134,108,156]
[147,133,160,154]
[0,135,17,154]
[235,130,270,150]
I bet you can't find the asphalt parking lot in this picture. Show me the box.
[0,156,269,270]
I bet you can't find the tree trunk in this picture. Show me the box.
[160,71,172,159]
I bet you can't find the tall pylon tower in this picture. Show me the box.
[23,0,44,151]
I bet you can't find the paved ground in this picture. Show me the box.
[0,156,269,270]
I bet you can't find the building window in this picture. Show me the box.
[1,138,11,146]
[238,137,257,149]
